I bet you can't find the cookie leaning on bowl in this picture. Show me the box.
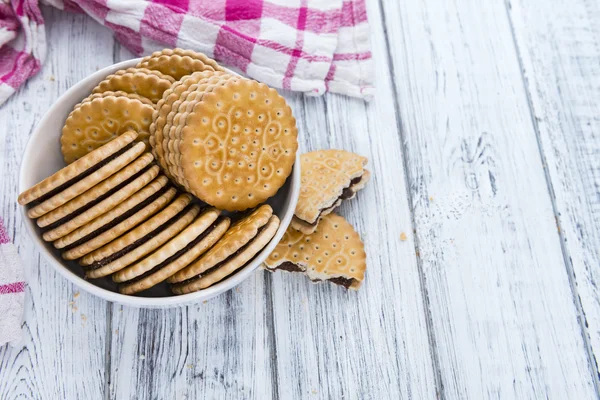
[264,213,366,290]
[292,150,370,234]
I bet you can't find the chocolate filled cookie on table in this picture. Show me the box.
[291,149,370,234]
[264,213,366,290]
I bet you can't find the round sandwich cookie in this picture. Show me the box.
[84,195,197,279]
[55,175,173,255]
[36,152,154,228]
[74,91,153,110]
[18,130,138,206]
[27,140,146,219]
[292,150,370,234]
[62,186,177,261]
[115,210,231,295]
[92,69,174,103]
[164,74,241,186]
[169,204,275,284]
[137,48,223,80]
[177,79,298,211]
[61,95,154,164]
[150,70,228,174]
[42,164,160,242]
[172,214,280,294]
[264,213,366,290]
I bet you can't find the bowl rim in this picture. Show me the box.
[18,58,300,308]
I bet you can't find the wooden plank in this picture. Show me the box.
[380,0,599,398]
[107,46,275,400]
[267,1,439,398]
[0,8,113,399]
[507,0,600,372]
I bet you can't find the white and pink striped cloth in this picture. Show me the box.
[0,218,25,347]
[0,0,373,106]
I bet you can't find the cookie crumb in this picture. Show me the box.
[400,232,407,241]
[73,291,80,298]
[235,287,240,293]
[49,75,55,81]
[311,389,317,395]
[203,300,208,304]
[81,314,87,321]
[429,196,434,201]
[186,364,194,369]
[115,329,119,334]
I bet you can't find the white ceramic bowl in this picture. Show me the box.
[18,58,300,308]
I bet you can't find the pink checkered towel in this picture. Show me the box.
[0,218,26,347]
[0,0,373,106]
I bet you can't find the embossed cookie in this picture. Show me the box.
[61,95,154,164]
[18,131,138,206]
[92,69,174,103]
[169,204,274,284]
[115,208,230,295]
[176,79,298,211]
[291,150,370,234]
[264,213,366,290]
[74,91,153,110]
[137,48,223,79]
[84,195,198,279]
[27,141,146,219]
[150,70,227,175]
[163,74,240,186]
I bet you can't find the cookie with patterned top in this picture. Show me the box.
[92,69,174,103]
[264,213,366,290]
[137,48,223,79]
[74,91,153,110]
[291,150,370,234]
[176,79,298,211]
[61,95,154,163]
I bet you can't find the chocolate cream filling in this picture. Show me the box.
[43,163,156,232]
[61,184,173,252]
[30,142,137,206]
[274,262,355,289]
[175,223,270,287]
[85,203,196,271]
[301,175,364,227]
[124,217,225,285]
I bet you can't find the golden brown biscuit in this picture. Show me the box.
[61,96,154,163]
[291,150,369,234]
[178,79,298,211]
[137,48,223,79]
[92,70,174,103]
[264,213,366,290]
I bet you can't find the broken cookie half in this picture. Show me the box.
[264,213,366,290]
[291,150,370,234]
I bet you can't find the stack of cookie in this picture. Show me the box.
[19,48,301,296]
[264,150,370,290]
[19,132,282,295]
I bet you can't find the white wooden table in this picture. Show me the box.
[1,1,600,398]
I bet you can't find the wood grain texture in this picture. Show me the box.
[507,0,600,372]
[266,1,438,399]
[380,0,599,398]
[0,8,112,400]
